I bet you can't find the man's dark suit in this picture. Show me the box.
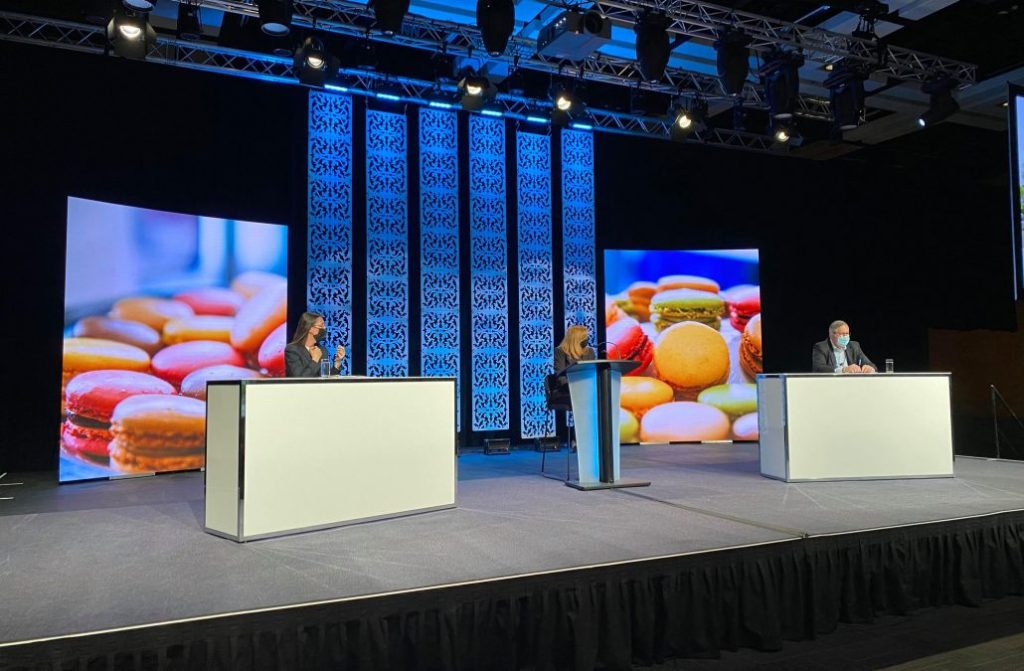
[811,340,875,373]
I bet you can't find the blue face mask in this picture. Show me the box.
[836,335,850,348]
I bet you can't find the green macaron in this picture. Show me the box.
[650,289,725,332]
[697,383,757,419]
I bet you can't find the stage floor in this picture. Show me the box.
[2,444,1023,647]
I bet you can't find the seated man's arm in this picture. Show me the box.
[853,343,876,372]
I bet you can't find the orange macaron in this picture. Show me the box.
[109,394,206,473]
[162,315,234,345]
[626,281,658,322]
[640,402,731,443]
[740,314,763,379]
[62,337,151,393]
[72,316,163,355]
[230,283,287,355]
[652,322,730,400]
[620,376,674,419]
[179,364,263,400]
[656,274,721,294]
[230,270,286,299]
[109,297,194,331]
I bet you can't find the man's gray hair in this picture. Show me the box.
[829,320,848,334]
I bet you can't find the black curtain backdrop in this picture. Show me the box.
[0,39,1016,472]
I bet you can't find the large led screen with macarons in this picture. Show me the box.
[60,197,288,482]
[1013,90,1024,287]
[603,249,761,444]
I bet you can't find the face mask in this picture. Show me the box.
[313,328,327,344]
[581,339,590,348]
[836,335,850,348]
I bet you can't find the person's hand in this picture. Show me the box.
[334,345,346,361]
[861,365,876,374]
[842,364,862,374]
[310,346,322,362]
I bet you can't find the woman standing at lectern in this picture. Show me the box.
[284,312,346,377]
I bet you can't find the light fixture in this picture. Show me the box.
[774,127,791,143]
[715,30,751,96]
[669,98,707,142]
[294,35,338,87]
[917,78,959,128]
[257,0,292,36]
[550,82,583,127]
[107,10,155,60]
[759,49,804,120]
[824,62,866,132]
[477,0,515,56]
[122,0,155,11]
[176,1,202,41]
[771,120,803,147]
[457,71,495,111]
[634,12,671,83]
[371,0,411,36]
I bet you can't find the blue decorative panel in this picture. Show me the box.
[307,91,353,375]
[517,132,555,439]
[365,110,409,377]
[419,108,461,428]
[469,116,509,431]
[561,129,597,341]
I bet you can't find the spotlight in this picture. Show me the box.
[824,62,866,132]
[477,0,515,56]
[917,78,959,128]
[457,71,495,111]
[176,1,202,41]
[550,83,583,126]
[759,49,804,120]
[774,127,791,143]
[122,0,155,11]
[634,12,671,83]
[294,35,338,87]
[107,11,155,60]
[715,30,751,96]
[669,98,706,142]
[257,0,292,36]
[371,0,411,36]
[771,121,803,147]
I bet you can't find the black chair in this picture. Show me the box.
[542,373,575,481]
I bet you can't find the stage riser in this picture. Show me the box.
[4,513,1022,671]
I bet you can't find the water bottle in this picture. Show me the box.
[319,356,330,378]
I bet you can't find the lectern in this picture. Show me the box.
[564,359,650,490]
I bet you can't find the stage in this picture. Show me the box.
[2,444,1023,669]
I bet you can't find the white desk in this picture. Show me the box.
[757,373,954,482]
[205,377,456,541]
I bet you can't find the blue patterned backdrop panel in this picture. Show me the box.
[469,116,510,431]
[419,108,461,428]
[365,110,410,377]
[561,130,597,340]
[517,132,555,439]
[307,91,353,375]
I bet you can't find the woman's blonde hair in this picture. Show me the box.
[558,325,589,359]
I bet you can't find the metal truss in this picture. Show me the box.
[588,0,976,85]
[0,10,789,155]
[190,0,834,121]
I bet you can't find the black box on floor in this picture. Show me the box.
[484,438,511,455]
[534,437,560,452]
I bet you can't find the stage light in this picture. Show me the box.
[825,63,866,132]
[759,49,803,120]
[371,0,411,35]
[525,114,549,124]
[669,98,706,142]
[122,0,155,11]
[257,0,292,36]
[569,121,594,131]
[550,83,583,126]
[107,11,155,60]
[480,107,504,118]
[457,71,495,111]
[715,30,751,96]
[478,0,515,56]
[294,35,338,87]
[775,127,790,143]
[771,121,803,147]
[634,12,671,83]
[917,79,959,128]
[176,1,202,41]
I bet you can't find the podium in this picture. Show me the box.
[564,360,651,490]
[757,373,954,482]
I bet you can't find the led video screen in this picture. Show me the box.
[61,197,287,482]
[1013,90,1024,287]
[604,249,761,444]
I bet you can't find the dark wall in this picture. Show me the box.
[0,42,306,471]
[595,124,1016,375]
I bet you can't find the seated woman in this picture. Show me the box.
[284,311,346,377]
[550,326,596,439]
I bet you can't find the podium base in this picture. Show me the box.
[565,478,651,491]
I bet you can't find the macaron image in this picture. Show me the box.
[605,299,626,327]
[173,287,245,316]
[740,314,763,379]
[626,281,658,322]
[606,317,654,376]
[61,370,175,463]
[230,282,287,354]
[723,285,760,331]
[180,364,263,400]
[257,322,287,376]
[649,288,726,332]
[109,394,206,473]
[696,383,757,419]
[732,412,759,441]
[656,274,720,294]
[62,337,151,393]
[109,297,194,331]
[620,408,640,444]
[640,402,731,443]
[620,376,674,418]
[162,315,234,345]
[653,322,730,399]
[72,316,162,356]
[151,340,246,387]
[230,270,286,299]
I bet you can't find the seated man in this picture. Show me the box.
[812,320,876,374]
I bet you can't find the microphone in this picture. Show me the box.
[591,340,613,358]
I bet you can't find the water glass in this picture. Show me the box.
[884,358,894,374]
